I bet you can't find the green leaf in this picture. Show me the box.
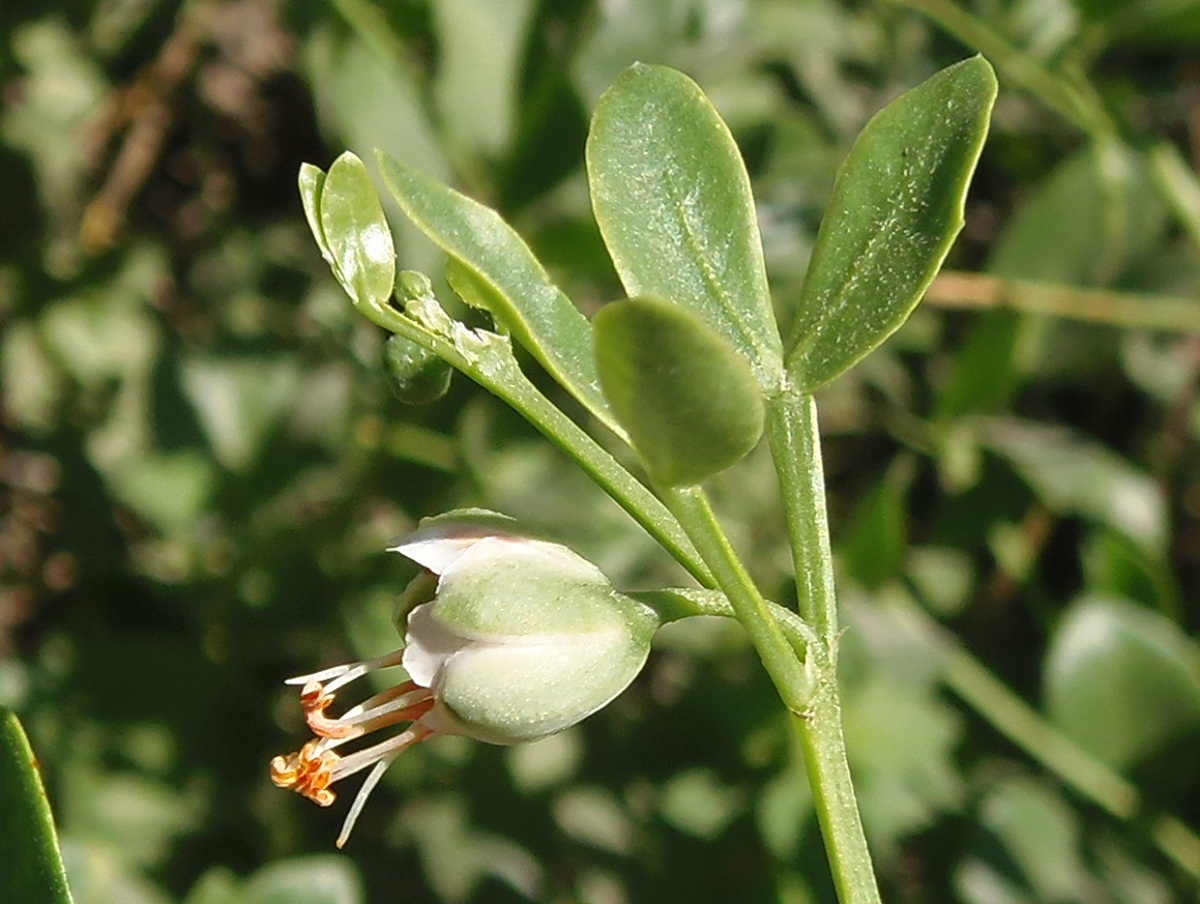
[1043,595,1200,771]
[377,153,622,437]
[787,56,997,391]
[586,63,783,388]
[319,151,396,306]
[594,297,764,486]
[298,163,329,259]
[978,417,1167,556]
[0,708,74,904]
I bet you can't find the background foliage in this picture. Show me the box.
[3,0,1200,902]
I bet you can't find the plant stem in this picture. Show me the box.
[765,393,838,640]
[659,486,811,712]
[924,270,1200,333]
[353,294,714,586]
[765,391,882,904]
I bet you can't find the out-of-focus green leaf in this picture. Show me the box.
[594,297,764,486]
[786,56,997,391]
[989,144,1165,283]
[0,708,74,904]
[180,858,364,904]
[377,152,621,436]
[431,0,535,158]
[179,356,301,472]
[978,417,1167,555]
[104,452,215,534]
[1043,595,1200,771]
[955,777,1088,904]
[658,768,745,840]
[587,63,783,388]
[838,457,913,588]
[241,856,363,904]
[318,152,396,307]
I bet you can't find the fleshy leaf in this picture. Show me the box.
[318,151,396,306]
[376,152,622,437]
[786,56,997,391]
[594,297,764,486]
[586,63,783,388]
[0,708,74,904]
[298,163,330,261]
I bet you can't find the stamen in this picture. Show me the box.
[329,723,434,783]
[306,682,434,739]
[270,740,338,806]
[272,652,439,844]
[336,756,395,849]
[285,649,407,694]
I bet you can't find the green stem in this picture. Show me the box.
[659,486,811,712]
[627,587,818,653]
[765,393,838,641]
[354,294,714,586]
[765,390,881,904]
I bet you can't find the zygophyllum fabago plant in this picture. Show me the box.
[275,58,997,901]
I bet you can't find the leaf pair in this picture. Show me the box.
[589,58,996,486]
[304,58,997,487]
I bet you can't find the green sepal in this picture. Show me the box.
[594,297,765,487]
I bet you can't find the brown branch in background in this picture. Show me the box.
[924,270,1200,334]
[81,14,201,252]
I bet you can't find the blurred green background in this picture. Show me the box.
[3,0,1200,902]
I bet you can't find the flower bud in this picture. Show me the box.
[271,510,658,846]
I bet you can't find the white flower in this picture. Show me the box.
[270,511,657,846]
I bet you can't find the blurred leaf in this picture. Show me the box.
[933,311,1025,420]
[402,795,543,903]
[179,355,301,472]
[786,57,996,391]
[586,62,783,387]
[838,457,913,588]
[1,320,64,432]
[431,0,536,158]
[989,144,1165,283]
[318,152,396,307]
[105,451,215,534]
[955,776,1089,904]
[978,417,1168,555]
[0,708,74,904]
[1043,595,1200,771]
[552,786,635,855]
[840,592,965,860]
[658,768,745,840]
[377,153,622,437]
[906,546,976,618]
[594,297,765,486]
[241,856,363,904]
[844,675,965,861]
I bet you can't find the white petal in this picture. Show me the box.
[401,602,467,688]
